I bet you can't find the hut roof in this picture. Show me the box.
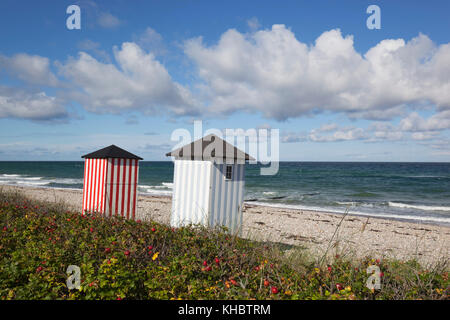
[166,134,255,161]
[81,145,143,160]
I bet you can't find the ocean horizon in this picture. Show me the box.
[1,161,450,226]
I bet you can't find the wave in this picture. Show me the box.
[248,201,450,225]
[138,182,173,196]
[0,174,83,187]
[388,202,450,212]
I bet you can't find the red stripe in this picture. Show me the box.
[92,159,97,213]
[82,159,88,215]
[121,159,127,217]
[97,159,103,213]
[132,159,138,220]
[93,159,99,214]
[100,159,106,214]
[96,159,101,213]
[115,158,121,216]
[109,159,115,217]
[127,159,132,219]
[88,159,94,213]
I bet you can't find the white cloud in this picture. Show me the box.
[185,26,450,120]
[281,132,307,143]
[247,17,261,31]
[309,126,368,142]
[77,39,110,62]
[58,42,198,116]
[0,53,59,87]
[0,86,67,120]
[97,12,121,28]
[133,27,167,56]
[399,111,450,132]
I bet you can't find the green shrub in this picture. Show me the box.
[0,190,448,300]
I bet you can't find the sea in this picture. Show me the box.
[0,161,449,226]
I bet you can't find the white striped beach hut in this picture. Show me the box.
[166,134,254,234]
[81,145,143,219]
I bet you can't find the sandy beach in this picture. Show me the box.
[2,185,449,267]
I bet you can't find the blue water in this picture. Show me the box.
[1,161,450,226]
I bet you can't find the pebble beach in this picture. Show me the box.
[2,185,449,267]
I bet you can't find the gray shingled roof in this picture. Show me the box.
[81,145,143,160]
[166,134,254,161]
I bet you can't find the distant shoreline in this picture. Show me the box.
[2,184,449,266]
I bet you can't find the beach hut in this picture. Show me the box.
[166,134,254,234]
[81,145,143,219]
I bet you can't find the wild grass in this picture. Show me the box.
[0,189,448,300]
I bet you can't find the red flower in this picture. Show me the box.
[336,283,344,291]
[2,226,6,231]
[202,260,208,266]
[379,272,384,277]
[206,266,212,271]
[151,227,156,232]
[116,296,122,300]
[271,286,278,294]
[137,219,141,223]
[215,258,220,265]
[327,266,332,272]
[105,247,111,253]
[124,250,130,257]
[36,266,43,273]
[148,245,153,250]
[254,266,260,272]
[89,227,94,233]
[263,279,270,287]
[230,279,237,286]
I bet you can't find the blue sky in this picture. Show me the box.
[0,0,449,161]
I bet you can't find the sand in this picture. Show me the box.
[2,185,449,266]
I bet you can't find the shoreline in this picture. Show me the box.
[1,184,449,266]
[3,183,449,227]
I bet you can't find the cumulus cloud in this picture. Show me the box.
[281,132,307,143]
[77,39,110,62]
[0,86,67,120]
[185,25,450,120]
[58,42,198,116]
[0,53,59,87]
[97,12,121,28]
[247,17,261,31]
[399,111,450,132]
[309,125,368,142]
[133,27,167,56]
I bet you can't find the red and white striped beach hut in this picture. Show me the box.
[81,145,143,219]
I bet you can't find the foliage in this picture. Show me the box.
[0,190,448,300]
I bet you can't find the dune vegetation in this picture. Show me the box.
[0,189,448,300]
